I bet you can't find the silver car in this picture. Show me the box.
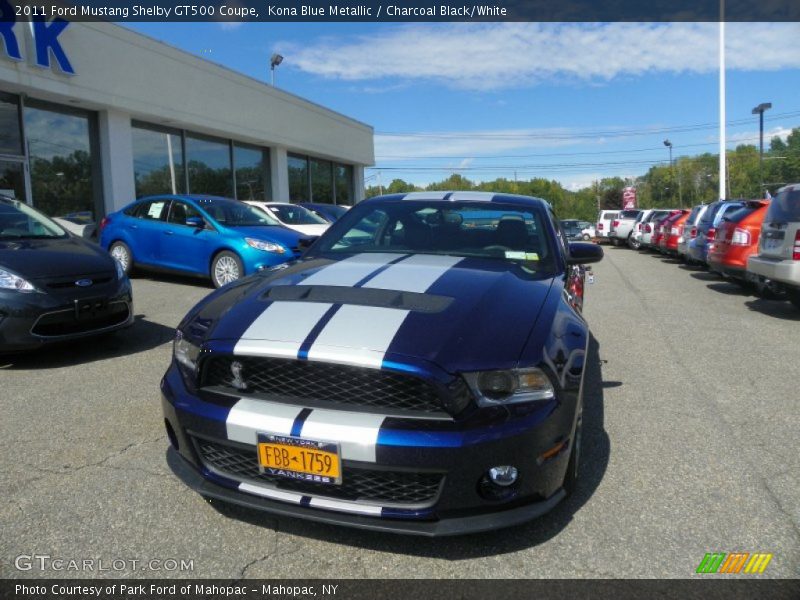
[639,209,673,249]
[747,183,800,309]
[677,204,708,261]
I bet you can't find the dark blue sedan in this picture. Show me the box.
[161,191,602,535]
[100,195,310,287]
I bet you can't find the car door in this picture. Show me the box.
[126,198,170,265]
[158,200,217,276]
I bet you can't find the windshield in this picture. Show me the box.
[765,188,800,222]
[0,199,67,240]
[311,200,557,275]
[270,204,327,225]
[201,200,280,227]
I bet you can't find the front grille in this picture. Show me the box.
[202,355,444,413]
[195,437,444,506]
[31,302,130,337]
[46,276,114,289]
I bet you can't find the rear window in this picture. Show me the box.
[699,203,723,225]
[764,188,800,222]
[723,206,758,223]
[687,206,702,223]
[619,210,641,219]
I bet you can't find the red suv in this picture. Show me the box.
[707,200,769,282]
[658,210,690,255]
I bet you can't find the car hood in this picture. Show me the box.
[188,253,555,372]
[0,236,115,280]
[285,223,329,236]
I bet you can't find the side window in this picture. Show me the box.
[167,201,202,226]
[134,199,169,221]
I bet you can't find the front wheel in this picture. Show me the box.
[211,251,244,288]
[582,233,591,241]
[786,288,800,310]
[109,241,134,276]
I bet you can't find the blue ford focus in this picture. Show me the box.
[162,191,603,535]
[100,195,309,288]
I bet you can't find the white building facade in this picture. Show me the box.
[0,20,373,224]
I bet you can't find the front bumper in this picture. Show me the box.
[0,278,133,352]
[161,361,576,536]
[747,255,800,289]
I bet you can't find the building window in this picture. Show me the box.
[132,123,185,196]
[25,104,96,220]
[185,133,232,197]
[0,92,23,156]
[310,157,333,203]
[288,154,309,202]
[234,144,270,201]
[335,164,353,205]
[289,152,353,205]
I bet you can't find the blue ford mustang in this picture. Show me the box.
[162,191,603,535]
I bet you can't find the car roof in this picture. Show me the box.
[363,191,550,209]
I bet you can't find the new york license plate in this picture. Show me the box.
[257,433,341,485]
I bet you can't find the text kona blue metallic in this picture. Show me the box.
[100,195,310,288]
[162,191,603,535]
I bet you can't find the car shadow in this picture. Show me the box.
[168,335,611,557]
[745,298,800,321]
[706,281,751,296]
[132,271,213,290]
[690,271,720,282]
[0,315,175,370]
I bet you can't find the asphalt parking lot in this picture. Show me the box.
[2,249,798,579]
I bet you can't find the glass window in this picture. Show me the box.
[195,197,275,226]
[288,154,308,202]
[186,134,232,197]
[137,199,169,220]
[0,93,22,156]
[0,197,67,240]
[234,144,269,201]
[0,160,26,201]
[167,200,202,225]
[132,124,185,197]
[269,203,327,225]
[765,188,800,222]
[334,164,353,205]
[310,157,332,203]
[25,105,95,220]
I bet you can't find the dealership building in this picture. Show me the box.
[0,20,374,224]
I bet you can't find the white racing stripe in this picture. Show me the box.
[301,253,402,286]
[402,191,449,200]
[306,305,409,368]
[308,497,383,515]
[300,408,386,462]
[226,398,304,445]
[447,191,496,202]
[362,254,462,293]
[238,482,303,504]
[234,301,333,358]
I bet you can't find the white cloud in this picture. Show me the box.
[284,23,800,91]
[727,126,792,146]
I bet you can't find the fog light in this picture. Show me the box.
[488,465,518,487]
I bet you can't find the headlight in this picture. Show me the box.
[0,267,36,292]
[173,329,201,375]
[463,367,555,407]
[114,258,125,280]
[246,237,286,254]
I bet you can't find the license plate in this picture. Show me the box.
[762,236,783,251]
[257,433,341,485]
[74,297,109,320]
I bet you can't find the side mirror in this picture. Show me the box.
[298,236,319,249]
[186,216,204,228]
[567,241,604,265]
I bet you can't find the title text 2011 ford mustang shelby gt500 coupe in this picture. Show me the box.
[161,191,603,535]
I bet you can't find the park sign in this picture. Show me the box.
[0,1,74,75]
[622,186,637,209]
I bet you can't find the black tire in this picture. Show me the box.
[109,241,135,276]
[786,288,800,310]
[628,234,640,250]
[611,238,620,247]
[211,251,244,288]
[563,403,582,497]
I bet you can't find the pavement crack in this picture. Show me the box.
[239,520,280,578]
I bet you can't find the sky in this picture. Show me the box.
[127,22,800,191]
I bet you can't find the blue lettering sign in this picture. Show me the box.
[0,0,22,60]
[32,17,74,74]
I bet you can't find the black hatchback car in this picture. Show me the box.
[0,196,133,352]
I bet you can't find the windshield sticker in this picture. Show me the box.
[505,251,539,261]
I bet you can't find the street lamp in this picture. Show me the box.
[663,139,673,168]
[270,53,284,86]
[752,102,772,195]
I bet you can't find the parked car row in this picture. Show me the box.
[609,183,800,310]
[0,193,350,353]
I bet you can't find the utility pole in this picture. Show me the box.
[718,0,727,200]
[752,102,772,195]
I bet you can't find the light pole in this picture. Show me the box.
[752,102,772,195]
[663,139,673,168]
[270,53,283,86]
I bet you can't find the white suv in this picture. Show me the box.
[608,209,643,247]
[596,210,619,243]
[747,183,800,309]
